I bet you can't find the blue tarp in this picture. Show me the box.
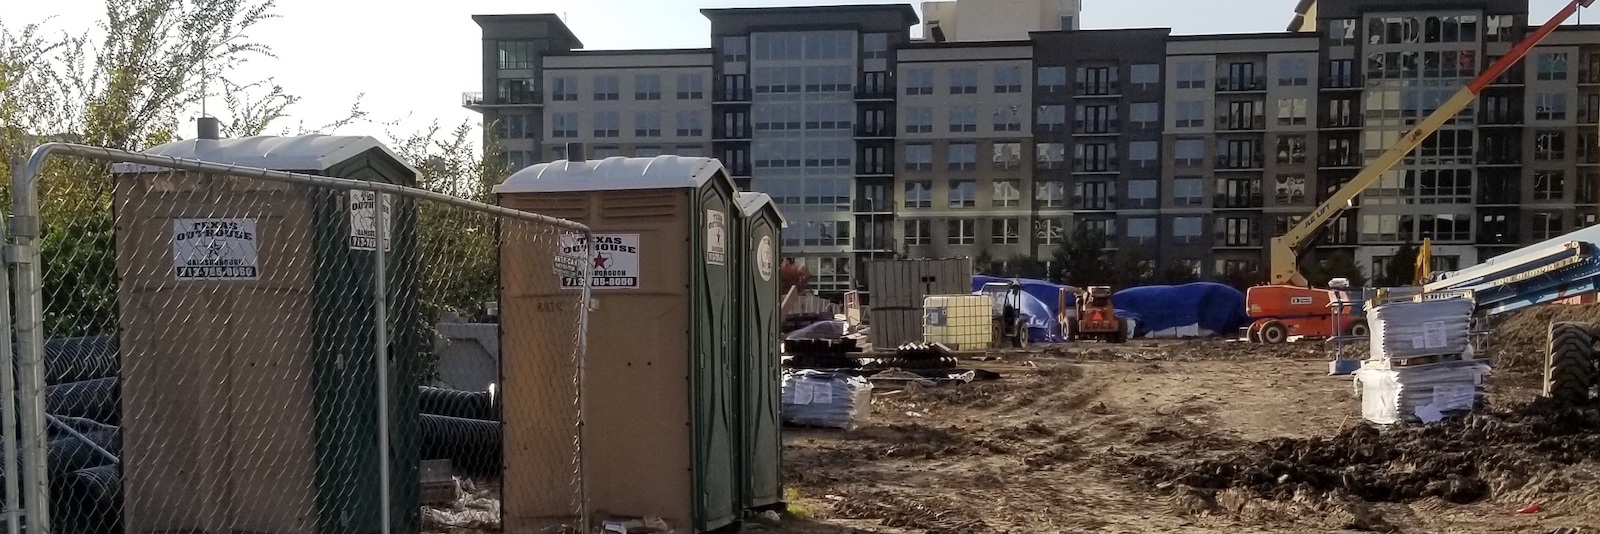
[1111,282,1250,337]
[971,276,1064,342]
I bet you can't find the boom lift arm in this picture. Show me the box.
[1268,0,1597,286]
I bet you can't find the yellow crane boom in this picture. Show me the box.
[1269,0,1596,286]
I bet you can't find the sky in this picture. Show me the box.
[6,0,1589,140]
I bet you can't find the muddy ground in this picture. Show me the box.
[767,309,1600,534]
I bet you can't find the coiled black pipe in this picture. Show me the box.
[50,465,121,534]
[45,377,119,426]
[45,336,119,386]
[420,414,500,478]
[47,429,120,478]
[418,386,497,421]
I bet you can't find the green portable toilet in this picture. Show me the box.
[734,192,785,513]
[111,132,422,534]
[495,155,740,533]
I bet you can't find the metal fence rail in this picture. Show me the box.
[6,142,593,534]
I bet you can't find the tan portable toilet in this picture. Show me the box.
[495,156,741,533]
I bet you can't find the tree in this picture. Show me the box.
[974,249,995,275]
[780,260,811,294]
[1304,250,1368,288]
[1381,242,1420,287]
[1052,226,1112,286]
[1157,262,1200,285]
[994,254,1048,280]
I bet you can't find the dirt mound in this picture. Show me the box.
[1491,303,1600,370]
[831,489,997,534]
[1125,399,1600,508]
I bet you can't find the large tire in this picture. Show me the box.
[1259,321,1289,344]
[1246,322,1262,343]
[1348,320,1370,338]
[1544,322,1598,406]
[1013,319,1029,348]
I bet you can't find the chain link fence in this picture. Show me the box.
[5,143,591,534]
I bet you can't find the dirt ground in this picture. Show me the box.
[766,308,1600,534]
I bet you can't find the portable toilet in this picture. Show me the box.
[733,192,784,514]
[495,156,741,533]
[109,134,422,534]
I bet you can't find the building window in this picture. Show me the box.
[863,33,889,59]
[1174,139,1205,166]
[992,180,1022,207]
[904,219,931,245]
[1537,131,1567,160]
[1172,217,1203,244]
[1130,64,1160,89]
[1277,58,1310,86]
[504,150,538,171]
[948,143,977,171]
[593,112,620,138]
[1276,135,1307,164]
[550,113,578,138]
[950,68,978,94]
[905,144,933,171]
[1126,180,1158,208]
[994,66,1023,93]
[1327,59,1355,88]
[1076,104,1117,133]
[1418,214,1471,242]
[905,69,934,95]
[1220,139,1262,169]
[799,221,850,247]
[1275,174,1306,204]
[948,220,977,245]
[1037,66,1067,92]
[1536,93,1567,121]
[1075,143,1116,172]
[1535,212,1564,240]
[1277,98,1308,126]
[1036,143,1065,170]
[1060,15,1075,31]
[1581,172,1600,203]
[497,41,537,69]
[551,76,578,101]
[721,36,748,62]
[594,76,620,101]
[1538,52,1570,81]
[993,142,1023,169]
[676,74,704,99]
[1218,217,1258,246]
[1359,214,1410,242]
[992,218,1023,245]
[905,107,934,133]
[1036,219,1064,245]
[1128,141,1158,168]
[1129,103,1159,129]
[1369,16,1422,45]
[1486,15,1517,42]
[497,78,536,104]
[1536,171,1565,200]
[949,107,977,133]
[1077,66,1117,95]
[635,112,662,137]
[634,75,662,100]
[1037,105,1066,130]
[1175,60,1207,89]
[592,146,622,159]
[1175,101,1205,128]
[1076,181,1111,210]
[676,112,704,137]
[993,106,1022,132]
[497,114,536,139]
[1422,15,1479,43]
[949,180,977,207]
[1173,177,1203,206]
[904,181,932,208]
[1326,18,1358,45]
[1035,181,1066,209]
[1080,219,1114,240]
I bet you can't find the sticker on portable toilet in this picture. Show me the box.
[559,234,642,290]
[348,190,392,252]
[555,232,587,279]
[706,210,727,266]
[757,235,774,281]
[172,218,260,280]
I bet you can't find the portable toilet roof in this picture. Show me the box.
[494,156,725,194]
[111,134,417,175]
[735,191,787,227]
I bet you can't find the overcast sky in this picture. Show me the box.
[7,0,1588,139]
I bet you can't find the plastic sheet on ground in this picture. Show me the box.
[782,370,872,430]
[1369,298,1473,359]
[1111,282,1250,338]
[1355,359,1492,425]
[421,480,501,532]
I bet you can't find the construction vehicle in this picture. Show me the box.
[1066,286,1128,343]
[980,281,1030,348]
[1246,0,1596,343]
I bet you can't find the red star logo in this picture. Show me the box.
[593,254,611,269]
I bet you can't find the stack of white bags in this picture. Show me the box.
[1355,297,1491,425]
[781,370,873,430]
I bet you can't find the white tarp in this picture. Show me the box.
[1355,359,1491,425]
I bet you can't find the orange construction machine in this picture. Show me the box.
[1244,0,1594,343]
[1066,286,1127,343]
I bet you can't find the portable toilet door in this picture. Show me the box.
[734,192,785,513]
[494,156,741,533]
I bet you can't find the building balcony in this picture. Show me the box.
[1320,77,1360,90]
[1070,196,1116,211]
[1215,237,1264,248]
[1216,77,1267,93]
[1214,194,1264,209]
[462,91,541,110]
[1482,112,1525,126]
[1581,71,1600,85]
[1220,116,1267,132]
[1071,160,1119,174]
[1216,155,1265,170]
[1320,118,1362,129]
[1073,82,1120,98]
[1477,155,1522,166]
[713,90,752,103]
[854,237,897,253]
[855,165,893,176]
[1319,155,1362,168]
[853,199,894,214]
[1072,121,1119,136]
[855,126,894,139]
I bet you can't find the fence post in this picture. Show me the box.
[578,229,594,534]
[373,192,392,534]
[12,152,50,534]
[1,158,21,534]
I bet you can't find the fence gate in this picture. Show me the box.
[3,142,592,534]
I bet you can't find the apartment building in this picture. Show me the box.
[467,0,1600,296]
